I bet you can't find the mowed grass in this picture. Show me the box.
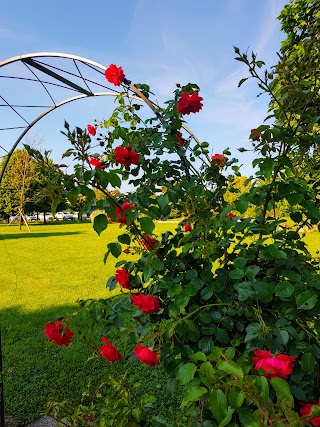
[0,221,318,423]
[0,220,178,423]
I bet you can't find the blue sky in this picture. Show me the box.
[0,0,288,178]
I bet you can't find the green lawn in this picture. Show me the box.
[0,221,178,424]
[0,221,319,423]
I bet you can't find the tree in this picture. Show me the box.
[0,149,37,225]
[271,0,320,198]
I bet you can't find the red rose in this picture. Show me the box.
[115,267,131,289]
[104,64,125,86]
[123,248,130,254]
[184,223,191,232]
[252,349,295,379]
[98,337,122,362]
[114,146,139,167]
[89,157,105,169]
[300,402,320,426]
[177,91,203,115]
[226,213,236,219]
[87,124,96,136]
[114,202,134,224]
[132,294,160,314]
[211,154,226,167]
[134,344,160,366]
[44,321,74,346]
[99,141,105,147]
[141,234,159,251]
[250,128,261,141]
[175,132,185,147]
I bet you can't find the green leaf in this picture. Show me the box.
[228,389,245,409]
[287,193,304,205]
[218,360,244,379]
[216,328,229,344]
[139,217,155,234]
[238,78,248,87]
[143,265,154,282]
[185,269,198,280]
[157,194,169,210]
[175,290,190,309]
[235,198,248,214]
[107,242,122,258]
[234,282,255,301]
[167,283,182,297]
[234,257,247,269]
[199,362,215,388]
[106,276,117,291]
[296,291,318,310]
[95,169,110,187]
[93,214,108,236]
[105,171,121,188]
[152,259,164,271]
[118,233,131,245]
[275,282,295,299]
[190,352,207,362]
[268,244,287,259]
[67,187,81,206]
[229,269,245,280]
[181,386,207,408]
[270,378,294,407]
[208,389,227,422]
[177,363,197,385]
[126,210,139,224]
[255,376,269,401]
[290,211,302,223]
[300,353,316,374]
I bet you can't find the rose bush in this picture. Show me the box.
[38,42,320,426]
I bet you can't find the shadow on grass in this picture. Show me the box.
[0,305,179,425]
[0,231,83,240]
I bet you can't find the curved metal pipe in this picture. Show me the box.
[0,92,142,183]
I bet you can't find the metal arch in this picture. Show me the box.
[0,51,204,183]
[0,52,109,70]
[0,52,116,183]
[0,92,142,183]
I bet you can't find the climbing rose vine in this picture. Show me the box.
[41,45,320,426]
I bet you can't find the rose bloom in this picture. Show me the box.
[300,402,320,427]
[184,223,191,232]
[141,234,159,251]
[89,157,105,169]
[252,349,295,379]
[104,64,125,86]
[98,337,122,362]
[132,294,160,314]
[110,201,133,224]
[177,91,203,115]
[134,344,160,366]
[114,146,139,167]
[175,132,185,147]
[87,124,96,136]
[115,267,131,290]
[115,201,134,224]
[250,128,261,141]
[211,154,226,167]
[226,213,236,219]
[44,321,74,346]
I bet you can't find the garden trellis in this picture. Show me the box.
[0,52,199,183]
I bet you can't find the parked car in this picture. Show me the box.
[38,213,54,221]
[26,214,37,221]
[55,211,73,220]
[9,215,20,222]
[73,212,88,220]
